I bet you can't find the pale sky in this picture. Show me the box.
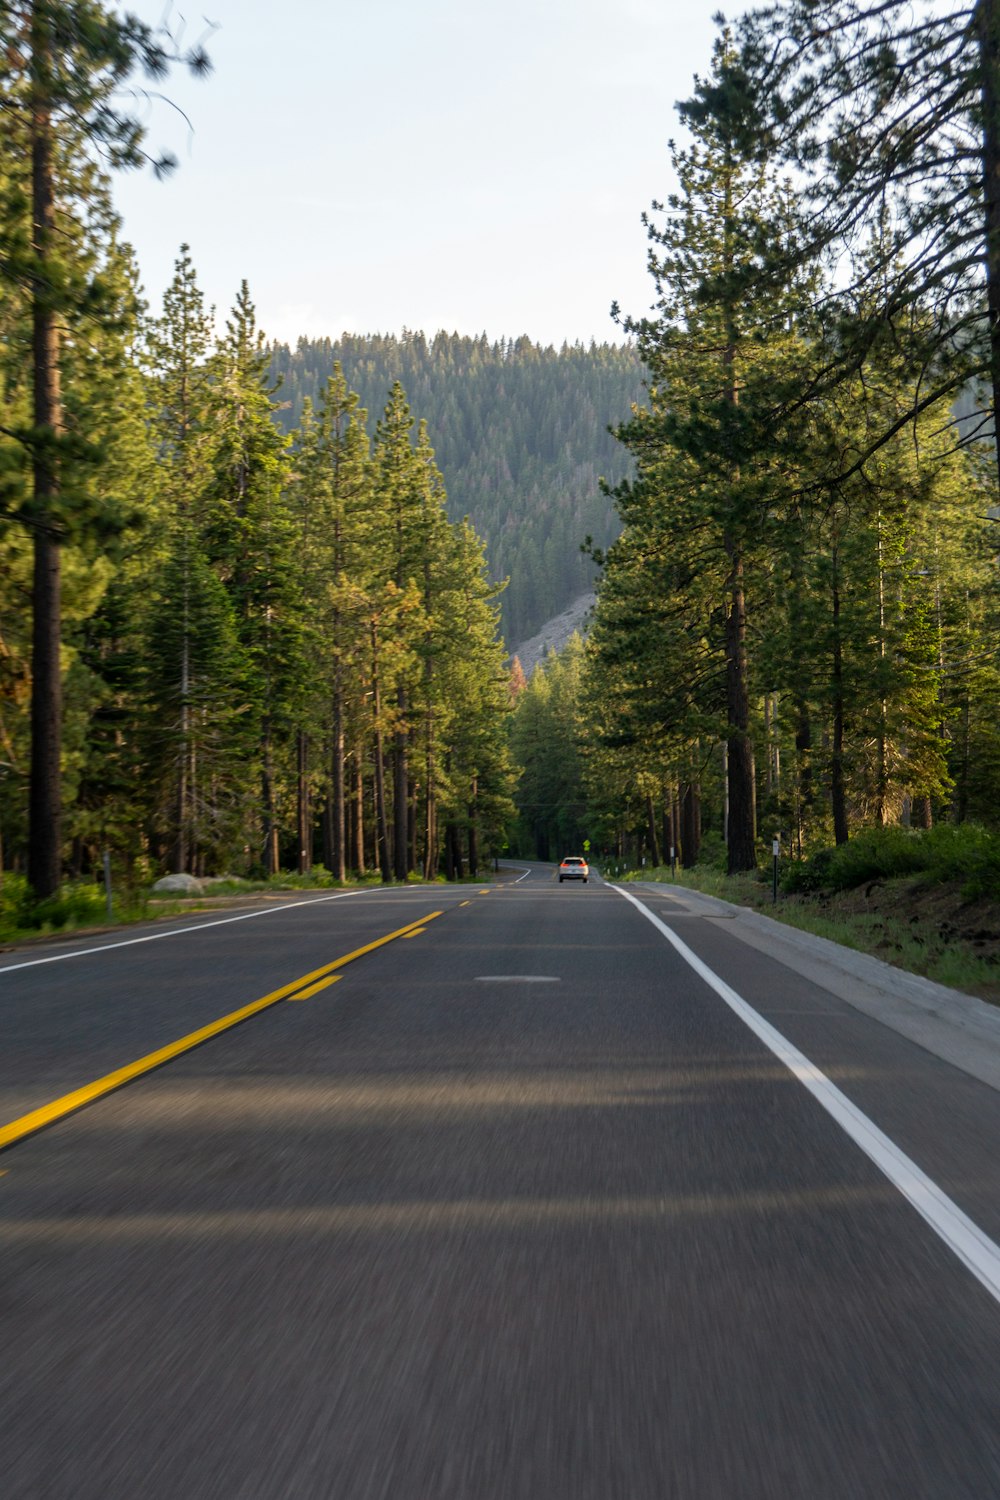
[113,1,750,348]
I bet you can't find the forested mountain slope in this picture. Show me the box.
[268,333,643,644]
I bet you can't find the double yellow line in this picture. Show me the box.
[0,910,442,1156]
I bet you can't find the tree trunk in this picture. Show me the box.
[373,728,390,881]
[321,750,334,872]
[446,821,464,880]
[831,546,850,846]
[467,776,479,876]
[645,793,661,867]
[958,691,971,823]
[173,618,190,874]
[680,780,701,868]
[719,135,756,876]
[331,668,346,882]
[29,535,61,898]
[671,784,681,865]
[788,513,813,839]
[296,728,310,874]
[354,752,367,878]
[423,792,437,881]
[27,15,62,900]
[370,622,391,883]
[423,687,437,881]
[874,511,890,826]
[408,782,418,872]
[795,704,813,823]
[190,725,200,873]
[261,717,278,876]
[393,683,409,881]
[911,794,933,829]
[976,0,1000,468]
[725,544,757,872]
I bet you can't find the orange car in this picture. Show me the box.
[558,856,589,883]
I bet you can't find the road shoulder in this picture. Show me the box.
[632,880,1000,1095]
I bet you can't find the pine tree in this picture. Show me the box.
[610,31,815,871]
[438,518,515,874]
[370,381,426,880]
[145,245,219,871]
[286,364,371,880]
[62,231,157,877]
[0,1,210,896]
[139,547,251,873]
[408,420,461,878]
[738,0,1000,483]
[206,282,299,876]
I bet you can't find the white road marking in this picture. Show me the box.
[0,888,378,976]
[612,883,1000,1307]
[475,975,561,983]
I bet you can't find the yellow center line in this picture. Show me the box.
[286,975,343,1001]
[0,909,443,1155]
[285,911,443,991]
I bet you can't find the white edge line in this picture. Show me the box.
[610,882,1000,1307]
[0,888,375,975]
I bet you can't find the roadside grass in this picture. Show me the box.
[0,863,493,946]
[758,894,1000,998]
[0,869,357,944]
[0,873,149,944]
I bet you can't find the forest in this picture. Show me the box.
[268,333,641,647]
[6,0,1000,923]
[0,9,517,907]
[510,7,1000,883]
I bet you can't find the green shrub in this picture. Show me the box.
[0,873,31,940]
[694,830,728,873]
[780,822,1000,896]
[921,823,1000,897]
[27,883,108,931]
[272,868,335,889]
[0,878,110,936]
[782,847,838,893]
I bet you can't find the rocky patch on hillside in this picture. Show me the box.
[509,591,595,677]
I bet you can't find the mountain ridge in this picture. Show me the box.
[268,332,642,643]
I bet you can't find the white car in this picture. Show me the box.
[558,856,589,883]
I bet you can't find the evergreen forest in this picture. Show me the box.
[510,11,1000,885]
[7,0,1000,923]
[268,334,642,646]
[0,7,518,904]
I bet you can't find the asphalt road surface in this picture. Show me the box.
[4,864,1000,1498]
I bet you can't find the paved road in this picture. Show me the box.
[4,865,1000,1497]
